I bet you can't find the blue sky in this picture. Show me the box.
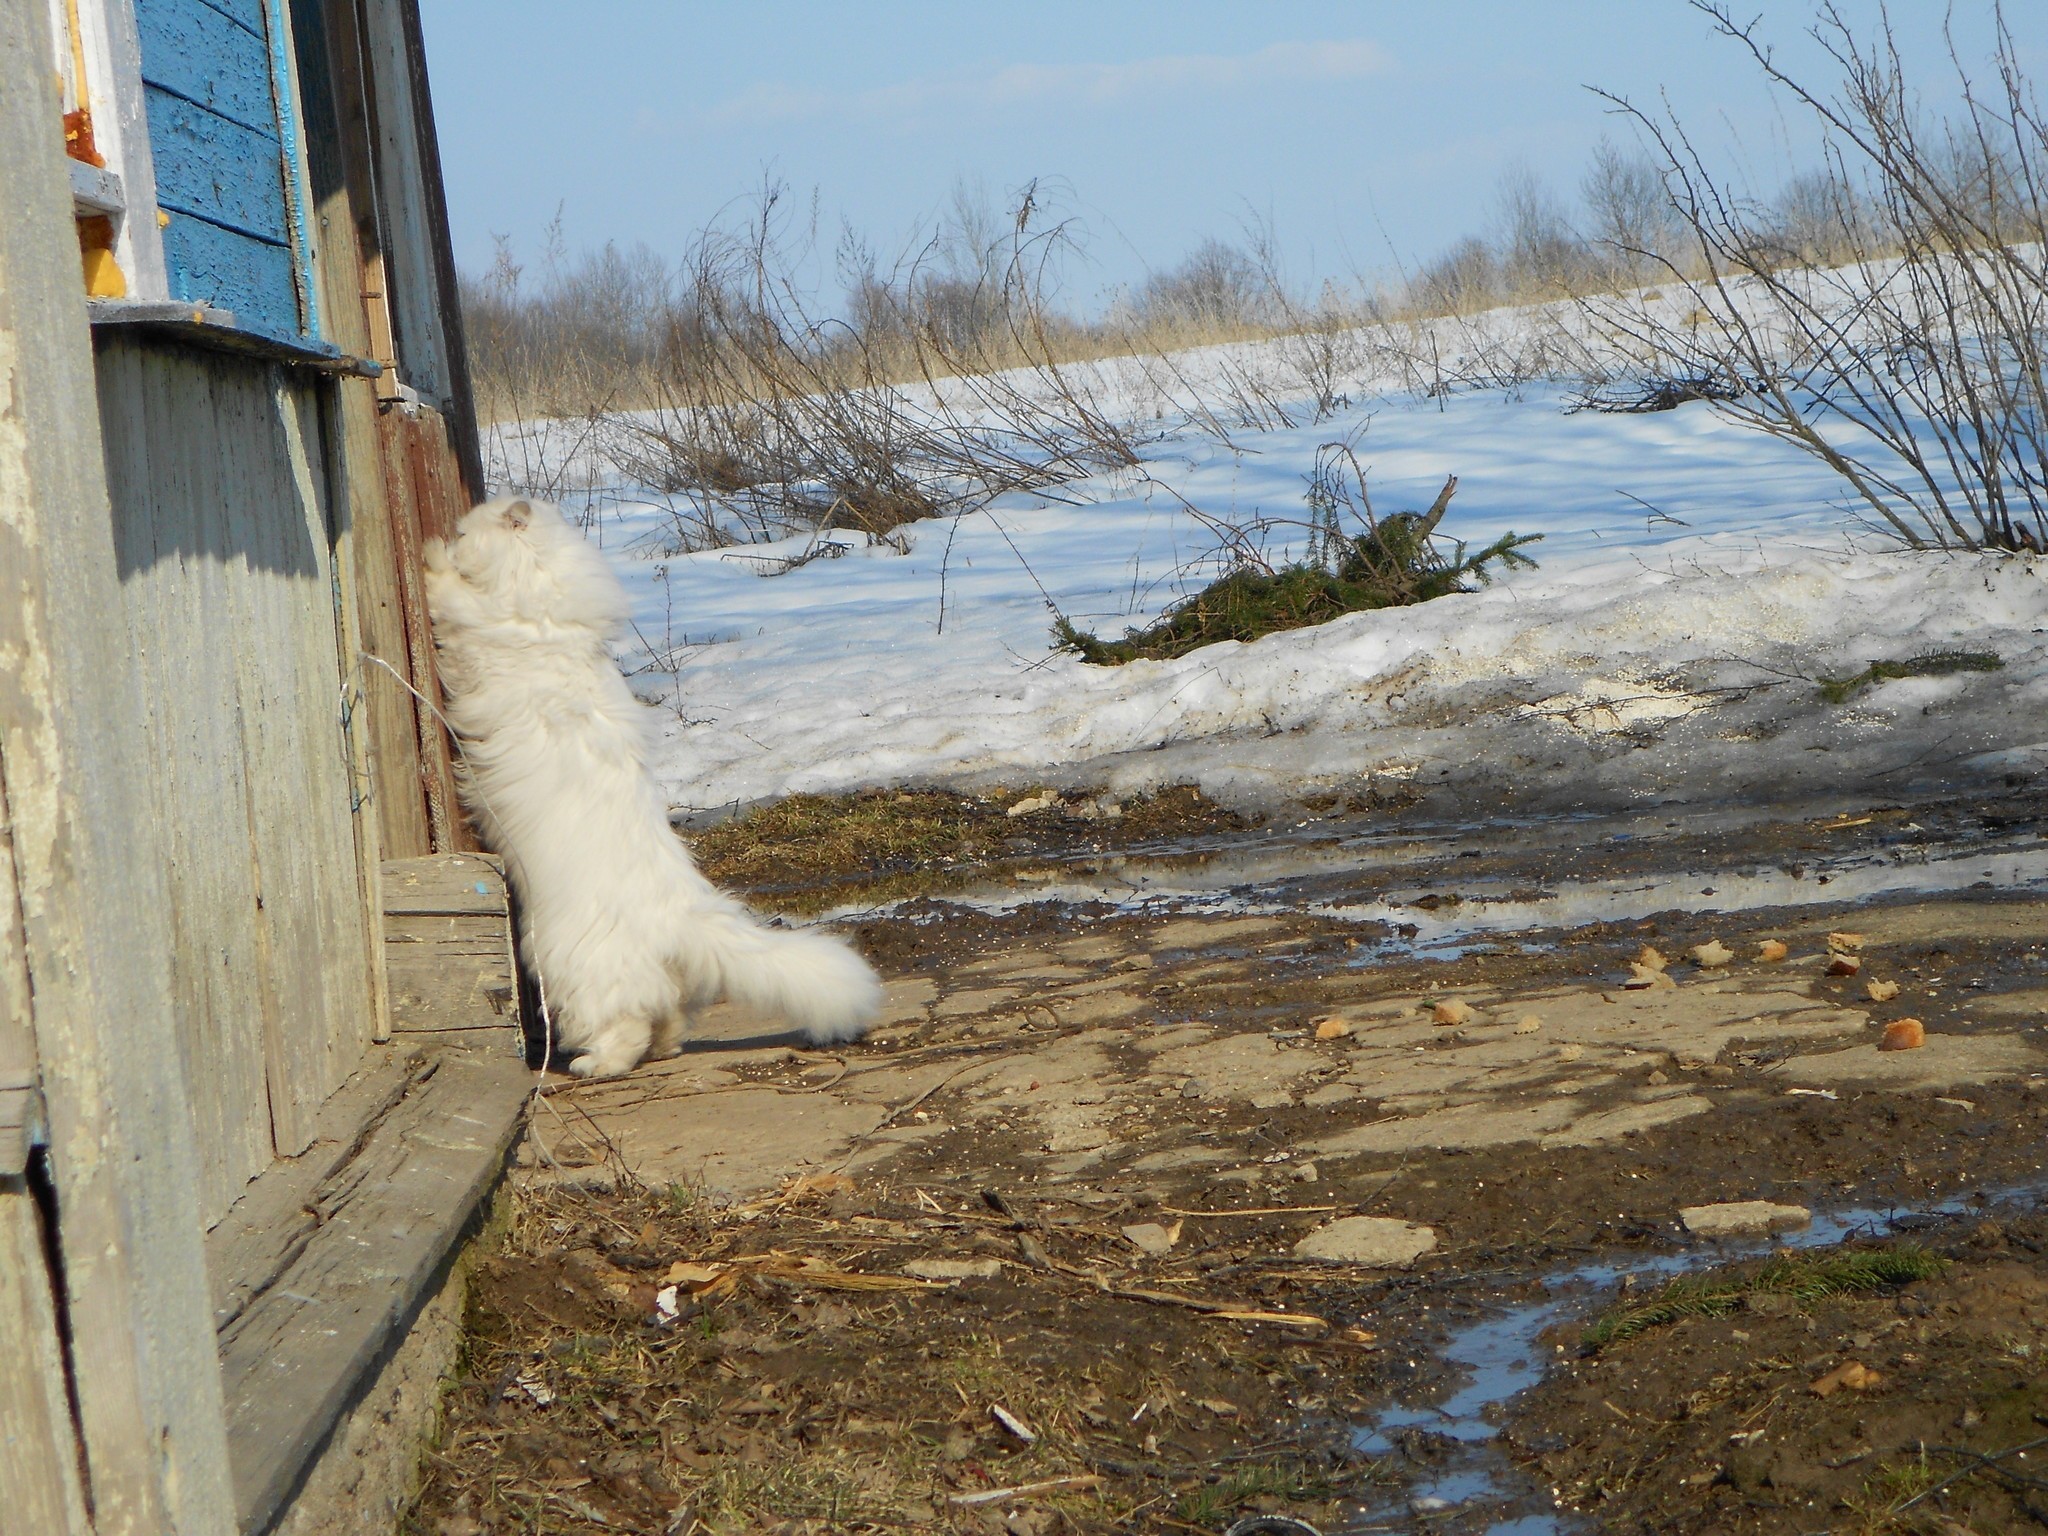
[419,3,2030,305]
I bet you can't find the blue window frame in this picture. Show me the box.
[132,0,320,343]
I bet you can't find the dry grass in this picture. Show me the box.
[403,1176,1391,1536]
[684,784,1247,914]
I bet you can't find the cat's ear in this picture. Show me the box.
[503,500,532,530]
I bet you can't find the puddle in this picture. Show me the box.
[833,808,2048,956]
[1341,1184,2039,1533]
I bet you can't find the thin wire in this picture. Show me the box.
[347,651,560,1131]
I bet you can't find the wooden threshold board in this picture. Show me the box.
[384,852,522,1042]
[212,1048,532,1534]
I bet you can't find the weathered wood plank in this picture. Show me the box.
[382,850,507,915]
[383,854,518,1042]
[294,0,437,860]
[205,1046,419,1332]
[376,408,464,850]
[0,747,42,1179]
[391,0,487,492]
[250,377,376,1140]
[0,1185,93,1536]
[357,0,447,402]
[218,1051,530,1534]
[100,335,377,1177]
[0,10,237,1526]
[96,325,279,1222]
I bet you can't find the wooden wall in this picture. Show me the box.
[291,0,479,862]
[1,7,238,1524]
[96,330,376,1225]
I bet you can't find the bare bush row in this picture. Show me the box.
[470,2,2048,559]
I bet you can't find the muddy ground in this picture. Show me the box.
[406,787,2048,1536]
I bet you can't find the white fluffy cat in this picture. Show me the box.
[423,496,881,1077]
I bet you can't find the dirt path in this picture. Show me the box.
[407,796,2048,1536]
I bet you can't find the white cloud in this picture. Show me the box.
[700,39,1391,129]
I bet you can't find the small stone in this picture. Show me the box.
[1647,1069,1670,1085]
[1556,1043,1585,1063]
[1120,1221,1182,1256]
[1810,1360,1882,1397]
[1625,963,1677,990]
[1513,1014,1543,1034]
[1826,952,1863,976]
[1680,1200,1812,1237]
[1879,1018,1926,1051]
[1006,792,1054,818]
[1291,1161,1320,1183]
[1866,979,1901,1002]
[1432,999,1475,1027]
[1293,1215,1438,1268]
[1314,1016,1354,1040]
[1692,939,1735,968]
[1756,939,1789,962]
[1637,945,1670,971]
[903,1258,1004,1281]
[1180,1079,1207,1099]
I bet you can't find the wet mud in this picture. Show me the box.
[409,788,2048,1535]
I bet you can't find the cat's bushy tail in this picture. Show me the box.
[682,904,883,1044]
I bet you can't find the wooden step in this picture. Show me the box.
[211,1047,531,1533]
[382,853,521,1048]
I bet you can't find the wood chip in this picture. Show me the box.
[949,1476,1100,1508]
[1827,931,1866,951]
[1636,945,1670,971]
[1879,1018,1926,1051]
[1119,1221,1182,1255]
[1826,953,1863,976]
[1624,963,1676,990]
[1691,939,1734,968]
[1432,999,1475,1026]
[1810,1360,1883,1396]
[664,1261,725,1286]
[1513,1015,1543,1034]
[1756,939,1789,962]
[1556,1043,1585,1063]
[902,1258,1004,1281]
[991,1403,1037,1442]
[1866,979,1901,1002]
[1313,1016,1354,1040]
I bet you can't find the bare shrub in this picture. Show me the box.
[1590,1,2048,552]
[591,180,1148,554]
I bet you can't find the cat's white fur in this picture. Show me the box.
[423,496,881,1077]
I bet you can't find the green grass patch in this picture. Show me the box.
[1818,650,2003,704]
[1582,1246,1949,1350]
[1056,458,1541,665]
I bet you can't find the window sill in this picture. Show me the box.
[87,298,381,377]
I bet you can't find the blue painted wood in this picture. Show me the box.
[134,0,321,341]
[134,0,274,132]
[144,88,288,244]
[262,0,321,340]
[158,213,302,340]
[188,0,265,38]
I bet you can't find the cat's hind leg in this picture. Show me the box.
[649,1008,691,1060]
[566,1014,655,1078]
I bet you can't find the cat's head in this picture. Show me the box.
[434,497,627,633]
